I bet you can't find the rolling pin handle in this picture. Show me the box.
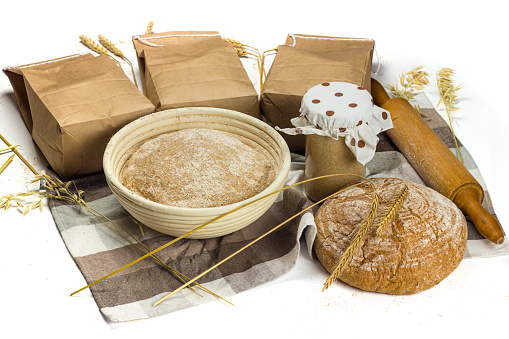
[371,78,391,106]
[454,188,505,244]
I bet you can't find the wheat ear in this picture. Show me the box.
[145,21,153,35]
[376,185,408,235]
[98,35,138,89]
[79,35,122,70]
[322,190,380,291]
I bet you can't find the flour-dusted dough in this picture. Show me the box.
[314,178,467,294]
[120,128,276,208]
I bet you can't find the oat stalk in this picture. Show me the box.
[1,191,42,213]
[98,35,138,88]
[322,189,380,292]
[4,173,230,304]
[79,35,122,70]
[387,65,430,117]
[436,68,463,163]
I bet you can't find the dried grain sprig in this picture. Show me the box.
[0,145,19,154]
[0,191,42,213]
[82,202,203,298]
[387,65,430,117]
[21,173,228,303]
[79,35,122,70]
[153,174,382,307]
[1,173,224,300]
[70,173,377,303]
[98,35,138,88]
[375,184,408,236]
[117,210,145,237]
[40,176,200,291]
[1,173,221,298]
[322,189,381,292]
[224,38,263,92]
[0,133,38,175]
[436,68,463,163]
[0,154,15,177]
[260,47,278,90]
[261,47,278,78]
[145,21,153,35]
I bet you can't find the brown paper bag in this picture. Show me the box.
[4,53,155,180]
[260,34,375,153]
[3,53,95,133]
[132,31,259,118]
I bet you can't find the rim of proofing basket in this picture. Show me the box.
[103,107,291,239]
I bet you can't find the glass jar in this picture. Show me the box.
[305,134,366,202]
[277,81,393,202]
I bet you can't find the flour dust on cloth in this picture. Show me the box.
[278,82,393,165]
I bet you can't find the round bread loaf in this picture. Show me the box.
[314,178,467,294]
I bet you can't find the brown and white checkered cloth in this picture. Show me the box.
[49,93,508,322]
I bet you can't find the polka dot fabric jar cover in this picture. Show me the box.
[278,82,393,165]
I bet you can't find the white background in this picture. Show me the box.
[1,1,508,338]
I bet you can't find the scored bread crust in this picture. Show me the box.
[313,178,467,294]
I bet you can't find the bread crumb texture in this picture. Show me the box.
[314,178,467,294]
[120,128,276,208]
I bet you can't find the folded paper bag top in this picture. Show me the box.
[277,82,393,165]
[132,31,259,118]
[3,53,95,133]
[4,54,155,180]
[260,34,375,154]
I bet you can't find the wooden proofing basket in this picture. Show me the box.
[103,107,291,239]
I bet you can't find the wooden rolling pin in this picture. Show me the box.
[371,78,504,244]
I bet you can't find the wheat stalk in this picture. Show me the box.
[0,145,19,154]
[0,133,38,175]
[321,182,409,291]
[79,35,122,70]
[437,68,463,163]
[42,174,231,302]
[387,66,430,117]
[0,154,15,177]
[98,35,138,89]
[376,185,408,236]
[4,173,231,304]
[70,173,375,304]
[224,38,263,92]
[145,21,153,35]
[322,189,380,292]
[68,175,411,307]
[261,47,278,79]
